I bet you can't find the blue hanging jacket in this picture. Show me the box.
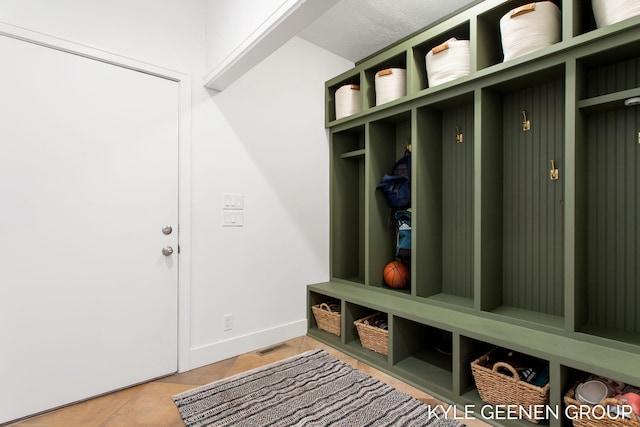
[376,152,411,209]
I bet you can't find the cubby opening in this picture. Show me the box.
[466,344,552,426]
[415,92,474,309]
[561,365,639,426]
[392,316,453,392]
[573,101,640,347]
[576,39,640,105]
[573,0,598,36]
[345,302,388,363]
[308,291,342,344]
[459,336,495,401]
[331,125,366,284]
[476,0,563,70]
[480,65,565,329]
[369,111,412,293]
[327,71,362,123]
[411,22,471,92]
[365,53,408,109]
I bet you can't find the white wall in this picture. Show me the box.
[190,36,352,366]
[203,0,340,90]
[1,0,352,370]
[205,0,285,71]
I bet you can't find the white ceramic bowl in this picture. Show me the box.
[576,380,608,405]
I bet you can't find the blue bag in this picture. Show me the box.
[377,152,411,209]
[395,210,411,265]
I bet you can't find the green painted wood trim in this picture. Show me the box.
[548,361,563,427]
[477,88,503,311]
[323,2,640,421]
[308,281,640,387]
[564,59,581,333]
[325,6,640,129]
[578,88,640,112]
[415,107,443,297]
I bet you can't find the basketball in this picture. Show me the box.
[383,261,410,289]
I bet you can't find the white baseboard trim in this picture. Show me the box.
[187,319,307,371]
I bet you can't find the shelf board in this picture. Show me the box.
[307,327,341,345]
[427,293,474,309]
[339,149,365,159]
[345,339,388,363]
[308,282,640,386]
[394,349,453,392]
[489,306,564,330]
[332,276,365,285]
[579,324,640,347]
[578,88,640,113]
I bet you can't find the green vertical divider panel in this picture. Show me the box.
[477,87,504,312]
[407,47,423,95]
[415,107,443,298]
[546,361,562,427]
[565,58,586,333]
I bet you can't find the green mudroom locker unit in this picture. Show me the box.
[308,0,640,426]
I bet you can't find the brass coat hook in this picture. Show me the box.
[456,126,463,143]
[522,110,531,131]
[549,159,559,181]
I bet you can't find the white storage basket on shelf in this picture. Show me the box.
[425,38,471,88]
[335,84,361,120]
[592,0,640,28]
[374,68,406,106]
[500,2,561,62]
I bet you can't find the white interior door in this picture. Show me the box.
[0,34,179,423]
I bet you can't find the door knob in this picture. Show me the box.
[162,225,173,235]
[162,246,174,256]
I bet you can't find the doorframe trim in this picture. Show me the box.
[0,22,193,373]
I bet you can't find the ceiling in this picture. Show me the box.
[298,0,479,63]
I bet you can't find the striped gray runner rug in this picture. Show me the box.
[173,349,465,427]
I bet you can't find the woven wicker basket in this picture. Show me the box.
[471,349,550,424]
[354,312,388,356]
[564,380,640,427]
[311,302,341,336]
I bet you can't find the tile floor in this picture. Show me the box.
[8,336,489,427]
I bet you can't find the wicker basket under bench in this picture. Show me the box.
[354,312,388,356]
[311,302,341,336]
[471,348,550,424]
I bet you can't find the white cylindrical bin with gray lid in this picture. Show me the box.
[592,0,640,28]
[500,2,561,62]
[425,38,471,88]
[374,68,406,106]
[335,84,361,120]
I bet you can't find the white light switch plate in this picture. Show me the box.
[222,193,244,210]
[223,211,244,227]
